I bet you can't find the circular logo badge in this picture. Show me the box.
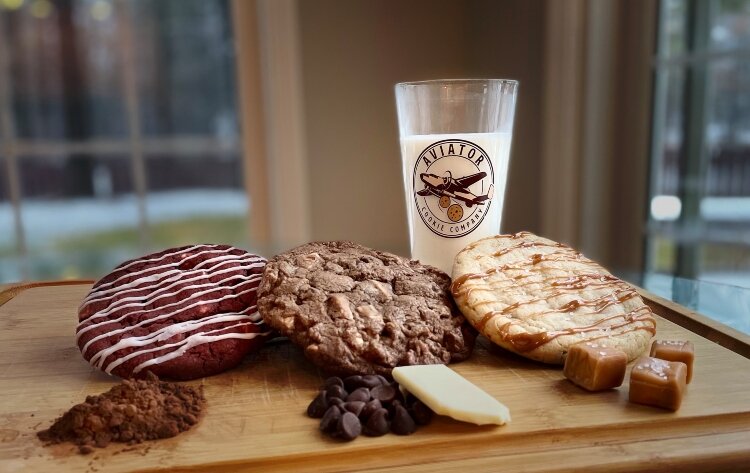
[412,139,494,238]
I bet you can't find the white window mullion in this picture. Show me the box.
[0,17,29,279]
[115,0,149,250]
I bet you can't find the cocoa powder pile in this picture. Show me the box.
[37,372,205,454]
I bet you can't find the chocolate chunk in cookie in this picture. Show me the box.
[257,241,475,376]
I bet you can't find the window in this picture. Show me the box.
[0,0,247,282]
[648,0,750,287]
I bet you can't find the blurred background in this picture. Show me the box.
[1,0,749,314]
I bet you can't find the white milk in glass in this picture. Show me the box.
[400,132,512,274]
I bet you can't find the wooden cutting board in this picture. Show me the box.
[1,283,749,472]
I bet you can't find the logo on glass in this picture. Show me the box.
[413,139,494,238]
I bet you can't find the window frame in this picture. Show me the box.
[0,1,248,280]
[648,0,750,280]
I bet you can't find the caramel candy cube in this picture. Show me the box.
[563,342,627,391]
[650,340,694,383]
[629,356,687,411]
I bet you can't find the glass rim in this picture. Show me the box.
[395,78,518,88]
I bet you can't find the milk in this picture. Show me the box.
[400,132,512,274]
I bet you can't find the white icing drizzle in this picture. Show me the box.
[80,255,262,309]
[90,306,260,368]
[114,244,214,271]
[79,282,260,356]
[77,277,262,341]
[79,261,264,321]
[80,246,259,309]
[77,245,268,375]
[84,245,227,294]
[100,311,264,374]
[132,326,273,375]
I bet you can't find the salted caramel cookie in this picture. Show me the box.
[257,241,475,376]
[452,232,656,364]
[77,245,273,380]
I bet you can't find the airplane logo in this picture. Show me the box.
[412,138,495,237]
[417,171,494,208]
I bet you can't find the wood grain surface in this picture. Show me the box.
[1,284,749,473]
[0,280,93,308]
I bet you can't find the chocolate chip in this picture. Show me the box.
[336,412,361,441]
[309,378,429,442]
[410,400,433,425]
[391,404,416,435]
[328,397,345,409]
[404,391,418,407]
[361,399,382,420]
[371,383,397,403]
[324,377,344,390]
[343,375,363,391]
[386,399,402,417]
[346,387,371,403]
[306,390,328,418]
[393,385,406,405]
[363,408,390,437]
[344,401,365,417]
[319,406,341,434]
[361,375,383,389]
[326,384,348,401]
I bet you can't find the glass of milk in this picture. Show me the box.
[395,79,518,274]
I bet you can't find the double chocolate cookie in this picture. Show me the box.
[257,241,475,376]
[77,244,273,380]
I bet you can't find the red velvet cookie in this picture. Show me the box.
[77,245,272,380]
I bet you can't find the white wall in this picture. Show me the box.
[297,0,545,256]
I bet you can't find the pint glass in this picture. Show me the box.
[395,79,518,274]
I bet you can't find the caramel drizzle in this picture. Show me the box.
[474,288,639,331]
[496,306,656,352]
[451,249,603,299]
[462,230,535,252]
[530,251,584,265]
[451,267,506,295]
[557,288,638,312]
[472,280,632,310]
[461,266,611,300]
[491,240,568,258]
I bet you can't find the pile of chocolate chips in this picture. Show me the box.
[307,375,433,441]
[37,372,205,454]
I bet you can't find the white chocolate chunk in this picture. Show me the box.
[392,364,511,426]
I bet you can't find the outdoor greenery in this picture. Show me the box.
[0,215,248,281]
[54,215,247,253]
